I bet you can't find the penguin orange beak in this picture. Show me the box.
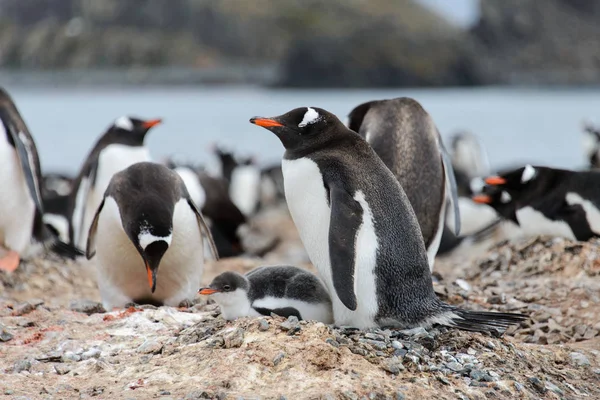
[250,117,284,128]
[142,119,162,129]
[484,176,506,185]
[472,195,492,204]
[198,288,219,295]
[145,261,157,292]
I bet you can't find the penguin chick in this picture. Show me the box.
[199,265,333,323]
[86,162,218,310]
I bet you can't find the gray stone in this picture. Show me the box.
[4,390,14,395]
[14,359,31,373]
[325,338,339,348]
[395,392,405,400]
[223,328,245,348]
[13,302,36,316]
[359,338,387,351]
[54,364,71,375]
[36,351,63,362]
[401,327,428,339]
[0,324,14,342]
[81,348,101,360]
[69,300,106,315]
[545,381,563,396]
[446,362,464,373]
[61,351,81,362]
[570,352,591,367]
[470,369,493,382]
[381,357,405,374]
[280,316,300,331]
[273,352,285,366]
[364,333,385,341]
[137,339,163,355]
[528,377,547,394]
[391,341,403,350]
[185,391,214,399]
[258,319,269,331]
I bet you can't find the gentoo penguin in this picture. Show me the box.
[475,165,600,241]
[582,121,600,169]
[86,162,219,310]
[0,88,81,271]
[250,106,526,332]
[68,116,162,250]
[199,265,332,322]
[449,131,491,197]
[42,172,74,242]
[346,98,460,270]
[213,145,261,217]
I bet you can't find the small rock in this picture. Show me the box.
[13,302,35,316]
[364,333,385,341]
[528,377,547,394]
[488,294,506,305]
[401,327,428,339]
[185,390,214,399]
[61,351,81,362]
[273,352,285,366]
[325,338,339,348]
[359,339,387,351]
[36,351,63,362]
[4,389,14,395]
[81,348,101,360]
[16,320,35,328]
[280,316,300,331]
[393,349,407,358]
[446,362,464,373]
[395,392,405,400]
[69,300,106,315]
[455,279,471,292]
[158,390,171,395]
[341,391,359,400]
[545,381,563,396]
[258,319,269,331]
[223,328,245,348]
[485,341,496,350]
[437,375,450,385]
[54,364,71,375]
[514,382,524,392]
[569,352,591,367]
[470,369,493,382]
[137,339,163,355]
[381,357,405,374]
[14,359,31,373]
[391,341,403,350]
[0,324,13,342]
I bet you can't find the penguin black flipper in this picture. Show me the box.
[328,184,362,311]
[439,136,461,235]
[85,198,105,259]
[253,306,302,320]
[186,198,220,261]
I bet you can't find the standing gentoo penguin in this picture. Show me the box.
[250,107,526,331]
[475,165,600,241]
[86,162,218,310]
[0,88,81,271]
[199,265,333,322]
[346,98,460,270]
[68,116,162,250]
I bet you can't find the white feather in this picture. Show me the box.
[252,296,333,323]
[501,191,512,203]
[94,198,204,310]
[0,124,35,253]
[521,165,536,183]
[565,192,600,233]
[516,206,575,240]
[138,230,172,251]
[43,213,69,242]
[114,116,134,131]
[210,288,258,320]
[298,107,320,128]
[282,158,378,328]
[229,165,261,217]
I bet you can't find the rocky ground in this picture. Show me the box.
[1,207,600,399]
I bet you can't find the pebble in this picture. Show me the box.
[364,333,385,341]
[14,359,31,373]
[455,279,471,292]
[258,319,269,331]
[69,300,106,315]
[81,348,101,360]
[359,339,387,351]
[569,352,591,367]
[36,351,63,362]
[273,352,285,366]
[528,377,547,394]
[61,351,81,362]
[223,328,245,348]
[391,341,403,350]
[381,357,405,374]
[54,364,71,375]
[4,390,14,395]
[545,381,563,396]
[401,327,428,339]
[445,362,464,373]
[470,370,493,382]
[280,316,301,332]
[0,324,13,342]
[13,302,36,316]
[137,339,163,354]
[325,338,340,348]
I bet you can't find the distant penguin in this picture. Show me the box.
[199,265,333,322]
[86,162,218,310]
[250,106,526,332]
[41,172,74,243]
[476,165,600,241]
[449,131,491,197]
[0,87,81,271]
[68,116,162,250]
[582,121,600,169]
[346,98,460,270]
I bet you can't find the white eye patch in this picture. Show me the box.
[521,164,536,183]
[138,226,172,250]
[501,191,512,203]
[298,107,320,128]
[114,116,134,131]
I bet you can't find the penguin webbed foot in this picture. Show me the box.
[0,249,20,272]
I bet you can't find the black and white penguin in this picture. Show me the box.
[86,161,218,310]
[582,121,600,169]
[346,98,460,270]
[198,265,333,322]
[250,106,526,332]
[0,88,81,271]
[68,116,162,250]
[449,131,491,197]
[42,172,74,243]
[476,165,600,241]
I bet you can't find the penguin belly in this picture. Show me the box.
[516,206,576,240]
[0,137,35,253]
[230,165,261,216]
[73,145,150,249]
[94,198,204,310]
[282,158,378,328]
[252,296,333,323]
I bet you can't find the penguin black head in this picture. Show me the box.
[108,116,162,143]
[198,271,250,310]
[472,185,519,224]
[482,164,539,192]
[250,107,341,150]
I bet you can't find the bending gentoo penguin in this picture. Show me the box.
[475,165,600,241]
[199,265,332,323]
[346,98,460,270]
[0,88,81,271]
[86,162,219,310]
[250,106,526,332]
[68,116,162,250]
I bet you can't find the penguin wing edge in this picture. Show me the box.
[85,198,105,259]
[439,138,461,235]
[186,199,220,261]
[328,184,362,311]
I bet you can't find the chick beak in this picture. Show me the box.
[484,176,507,185]
[198,288,219,295]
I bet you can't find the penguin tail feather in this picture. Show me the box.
[446,309,528,336]
[47,239,84,260]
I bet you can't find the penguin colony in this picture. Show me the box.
[24,84,600,335]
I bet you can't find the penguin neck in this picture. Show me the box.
[213,288,253,320]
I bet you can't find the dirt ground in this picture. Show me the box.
[1,209,599,399]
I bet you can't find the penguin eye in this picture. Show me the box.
[222,285,231,292]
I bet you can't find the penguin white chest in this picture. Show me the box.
[281,157,378,328]
[0,130,35,253]
[230,165,261,216]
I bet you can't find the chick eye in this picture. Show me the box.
[223,285,231,292]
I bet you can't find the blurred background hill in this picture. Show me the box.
[1,0,599,87]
